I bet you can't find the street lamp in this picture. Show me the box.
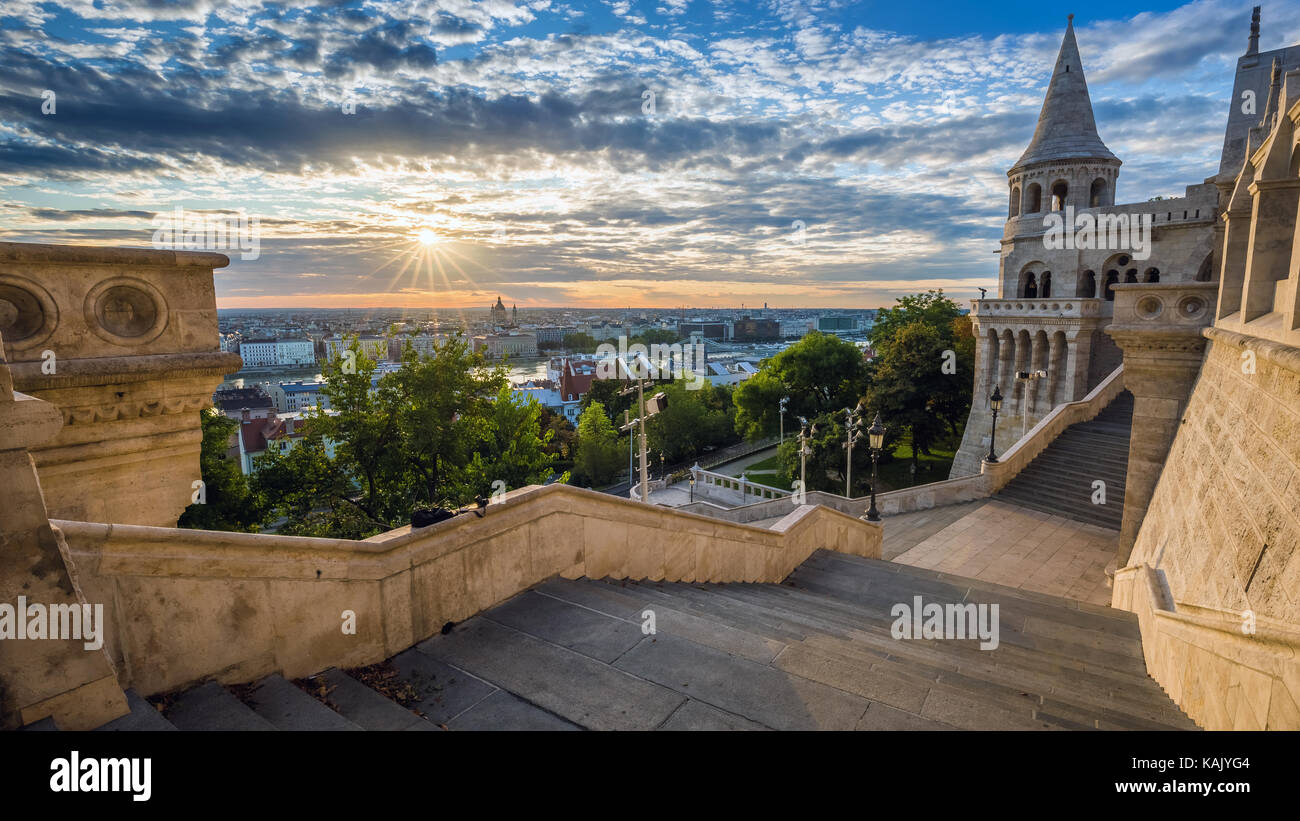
[779,396,789,444]
[843,403,864,497]
[986,385,1003,463]
[797,416,815,495]
[689,471,695,503]
[865,412,886,522]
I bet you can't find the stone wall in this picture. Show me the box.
[1126,328,1300,623]
[58,483,881,697]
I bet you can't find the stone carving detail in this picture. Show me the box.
[83,278,166,345]
[60,395,207,425]
[0,276,57,347]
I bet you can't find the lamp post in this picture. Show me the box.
[842,403,864,497]
[797,417,815,495]
[779,396,789,444]
[986,385,1003,463]
[689,471,695,503]
[865,412,886,522]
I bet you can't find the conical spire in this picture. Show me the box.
[1012,15,1118,172]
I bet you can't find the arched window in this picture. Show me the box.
[1144,268,1160,283]
[1023,272,1038,298]
[1124,269,1138,283]
[1077,270,1097,298]
[1050,181,1068,211]
[1104,270,1119,301]
[1040,271,1052,298]
[1009,186,1021,218]
[1025,183,1042,214]
[1089,177,1107,208]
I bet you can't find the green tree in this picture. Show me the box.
[573,401,626,486]
[562,332,599,353]
[178,408,271,532]
[732,332,866,439]
[646,378,737,464]
[864,290,975,474]
[253,333,559,537]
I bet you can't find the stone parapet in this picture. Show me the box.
[0,242,242,525]
[57,483,881,698]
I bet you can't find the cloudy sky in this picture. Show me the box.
[1,0,1295,309]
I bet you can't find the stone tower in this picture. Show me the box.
[950,16,1219,477]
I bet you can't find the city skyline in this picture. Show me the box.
[3,0,1296,309]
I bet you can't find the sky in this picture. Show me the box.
[1,0,1296,310]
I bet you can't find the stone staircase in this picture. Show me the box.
[86,548,1194,731]
[994,391,1134,530]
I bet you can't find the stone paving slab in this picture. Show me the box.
[485,590,644,663]
[447,690,582,731]
[417,617,685,730]
[613,632,871,730]
[891,500,1116,606]
[391,649,498,724]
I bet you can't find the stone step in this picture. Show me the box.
[1001,468,1127,499]
[95,689,177,731]
[415,616,685,731]
[163,681,278,731]
[243,674,364,731]
[320,668,435,730]
[611,566,1188,728]
[614,580,1180,729]
[993,491,1122,529]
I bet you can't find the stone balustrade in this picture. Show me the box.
[971,298,1104,320]
[56,482,880,699]
[688,465,792,504]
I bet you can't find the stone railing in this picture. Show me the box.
[56,482,880,698]
[688,465,792,504]
[1112,563,1300,729]
[971,298,1104,320]
[680,367,1126,527]
[981,364,1126,494]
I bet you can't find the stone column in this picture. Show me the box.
[1047,333,1065,406]
[1011,330,1028,414]
[1028,332,1047,414]
[0,332,128,730]
[1104,284,1219,567]
[1064,331,1094,401]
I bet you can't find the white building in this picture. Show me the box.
[271,380,329,413]
[324,335,390,364]
[275,338,315,367]
[237,339,278,367]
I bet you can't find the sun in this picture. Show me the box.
[416,227,439,246]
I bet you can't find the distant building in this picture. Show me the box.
[390,333,447,359]
[324,335,389,363]
[213,386,275,420]
[236,410,336,475]
[678,321,729,341]
[237,338,279,367]
[275,338,315,367]
[535,326,576,345]
[731,316,780,342]
[271,380,329,413]
[817,316,859,334]
[472,333,537,359]
[490,296,508,326]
